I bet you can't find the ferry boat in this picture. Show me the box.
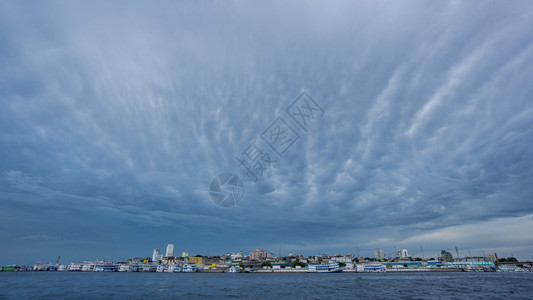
[57,265,68,272]
[128,264,139,272]
[81,262,97,272]
[68,263,83,272]
[227,265,241,273]
[118,264,130,272]
[139,264,157,272]
[357,263,387,272]
[1,266,15,272]
[498,266,528,272]
[308,261,342,273]
[94,263,118,272]
[182,263,198,273]
[32,263,43,271]
[156,265,166,273]
[165,265,181,273]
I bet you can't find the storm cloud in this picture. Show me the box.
[1,0,533,264]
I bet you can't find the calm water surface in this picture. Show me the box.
[1,272,532,299]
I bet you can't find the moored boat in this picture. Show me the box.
[118,264,130,272]
[139,264,157,272]
[308,261,342,273]
[356,263,386,272]
[94,263,118,272]
[81,262,97,272]
[182,263,197,272]
[57,265,68,272]
[156,265,166,272]
[227,265,241,273]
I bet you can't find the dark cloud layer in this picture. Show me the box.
[1,0,533,264]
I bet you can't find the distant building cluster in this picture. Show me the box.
[3,244,531,273]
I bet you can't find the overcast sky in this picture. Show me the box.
[1,0,533,265]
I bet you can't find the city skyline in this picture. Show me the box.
[11,243,527,266]
[1,1,533,265]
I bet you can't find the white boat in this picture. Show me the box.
[227,266,241,273]
[499,266,528,272]
[308,261,342,273]
[118,265,130,272]
[68,263,83,272]
[165,265,180,273]
[183,263,197,272]
[57,265,68,272]
[32,263,43,271]
[357,263,386,272]
[81,262,97,272]
[139,264,157,272]
[94,263,118,272]
[156,265,166,273]
[128,264,139,272]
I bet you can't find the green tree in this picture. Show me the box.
[292,260,306,268]
[507,257,518,262]
[261,261,272,268]
[338,262,346,268]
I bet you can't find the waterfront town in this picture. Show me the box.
[1,245,531,273]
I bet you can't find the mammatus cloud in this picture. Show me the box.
[1,1,533,264]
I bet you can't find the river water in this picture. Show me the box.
[1,272,532,299]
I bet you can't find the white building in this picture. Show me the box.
[330,256,352,263]
[166,244,174,257]
[152,249,160,262]
[182,251,189,257]
[400,249,409,258]
[229,251,243,260]
[374,249,384,260]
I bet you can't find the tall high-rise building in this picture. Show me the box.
[166,244,174,257]
[374,249,384,260]
[152,249,160,262]
[400,249,409,258]
[182,251,189,258]
[249,248,269,261]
